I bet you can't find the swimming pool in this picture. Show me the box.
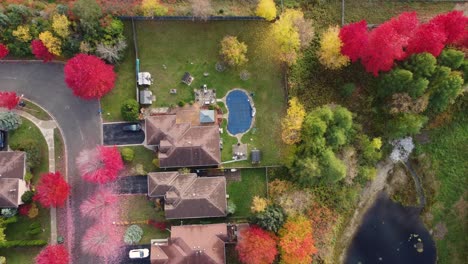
[226,90,253,135]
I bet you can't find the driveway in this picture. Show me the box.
[103,122,145,145]
[121,244,151,264]
[0,62,101,264]
[116,175,148,194]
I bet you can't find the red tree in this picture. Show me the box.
[31,40,54,62]
[339,20,368,62]
[80,187,118,219]
[0,44,8,59]
[35,245,69,264]
[279,215,317,264]
[76,145,124,184]
[406,22,447,57]
[236,226,278,264]
[430,11,468,44]
[0,91,20,110]
[34,172,70,208]
[64,54,116,99]
[82,224,124,259]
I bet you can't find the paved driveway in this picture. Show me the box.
[121,244,151,264]
[116,175,148,194]
[103,122,145,145]
[0,62,101,264]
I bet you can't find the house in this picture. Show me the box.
[147,171,227,219]
[145,114,221,168]
[150,223,247,264]
[0,151,28,208]
[181,72,194,85]
[199,110,215,124]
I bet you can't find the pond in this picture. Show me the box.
[226,90,254,135]
[345,192,436,264]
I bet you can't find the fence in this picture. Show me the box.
[118,15,265,21]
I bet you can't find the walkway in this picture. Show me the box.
[15,110,59,245]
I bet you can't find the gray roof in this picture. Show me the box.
[0,151,26,180]
[200,110,215,123]
[251,149,261,163]
[140,89,154,105]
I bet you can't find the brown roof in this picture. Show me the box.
[145,115,221,168]
[0,151,26,180]
[151,224,228,264]
[147,172,227,219]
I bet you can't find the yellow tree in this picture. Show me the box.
[255,0,276,21]
[279,215,317,264]
[272,9,304,66]
[52,14,71,38]
[140,0,168,16]
[12,25,32,42]
[318,26,350,70]
[220,35,248,67]
[39,31,62,56]
[251,196,268,213]
[281,97,306,145]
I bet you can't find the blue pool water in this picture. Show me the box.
[226,90,253,135]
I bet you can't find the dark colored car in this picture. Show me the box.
[0,130,6,150]
[122,124,142,132]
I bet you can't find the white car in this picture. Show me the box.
[129,248,149,259]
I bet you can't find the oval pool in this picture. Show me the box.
[226,90,253,135]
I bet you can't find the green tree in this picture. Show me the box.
[255,0,276,21]
[120,147,135,162]
[402,52,436,78]
[0,111,21,131]
[428,71,464,113]
[358,135,382,165]
[320,148,346,183]
[250,205,285,233]
[379,68,428,98]
[72,0,102,36]
[387,113,428,138]
[219,35,248,67]
[438,49,464,70]
[21,190,35,204]
[121,99,140,121]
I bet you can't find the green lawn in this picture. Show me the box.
[21,99,51,121]
[227,168,268,217]
[417,113,467,264]
[119,195,169,244]
[102,20,288,166]
[119,146,159,174]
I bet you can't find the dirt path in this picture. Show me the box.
[337,159,395,263]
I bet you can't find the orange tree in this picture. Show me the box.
[278,215,317,264]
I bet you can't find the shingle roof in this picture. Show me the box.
[145,115,221,168]
[147,172,227,219]
[0,151,26,180]
[199,110,215,123]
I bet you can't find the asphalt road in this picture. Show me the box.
[103,122,145,145]
[116,175,148,194]
[0,62,101,263]
[121,244,151,264]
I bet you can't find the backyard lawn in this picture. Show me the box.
[102,20,288,166]
[118,146,159,175]
[227,168,268,217]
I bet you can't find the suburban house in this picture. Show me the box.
[147,171,227,219]
[145,114,221,168]
[150,223,247,264]
[0,151,28,208]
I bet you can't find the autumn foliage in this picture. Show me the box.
[76,145,124,184]
[236,226,278,264]
[281,97,306,145]
[82,224,124,259]
[0,91,20,110]
[279,215,317,264]
[31,40,54,62]
[0,44,8,59]
[80,187,119,219]
[64,54,116,99]
[34,172,70,208]
[35,245,69,264]
[339,11,468,76]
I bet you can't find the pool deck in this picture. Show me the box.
[219,88,256,142]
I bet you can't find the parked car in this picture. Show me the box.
[0,131,6,150]
[129,248,149,259]
[122,124,142,132]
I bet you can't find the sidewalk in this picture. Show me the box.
[15,109,59,245]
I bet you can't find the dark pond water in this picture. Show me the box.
[345,192,436,264]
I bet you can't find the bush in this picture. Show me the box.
[1,208,17,218]
[341,83,356,97]
[178,100,185,107]
[121,99,140,121]
[359,166,377,181]
[28,203,39,219]
[21,190,35,204]
[26,227,42,236]
[24,171,33,183]
[120,147,135,162]
[152,158,159,167]
[123,225,143,245]
[0,256,5,264]
[29,222,41,229]
[227,200,236,215]
[2,216,18,225]
[0,240,47,248]
[10,139,41,169]
[250,205,285,233]
[438,49,464,70]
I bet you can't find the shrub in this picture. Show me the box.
[227,200,236,215]
[0,256,5,264]
[28,203,39,218]
[438,48,464,70]
[21,190,35,204]
[1,208,17,218]
[251,196,268,213]
[341,83,356,97]
[24,171,33,183]
[10,140,41,169]
[26,227,42,236]
[0,112,22,131]
[19,204,32,216]
[120,99,140,121]
[0,240,47,248]
[250,205,285,233]
[152,158,159,167]
[123,225,143,245]
[120,147,135,162]
[178,100,185,107]
[359,166,377,181]
[29,222,41,229]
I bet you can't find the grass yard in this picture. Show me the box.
[118,146,159,174]
[103,20,288,166]
[21,99,51,121]
[417,113,468,264]
[119,195,169,244]
[227,168,268,217]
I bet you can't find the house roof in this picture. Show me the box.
[150,223,228,264]
[199,110,215,123]
[147,172,227,219]
[145,115,221,168]
[0,151,26,180]
[251,149,261,163]
[0,178,28,208]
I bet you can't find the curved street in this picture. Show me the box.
[0,61,101,263]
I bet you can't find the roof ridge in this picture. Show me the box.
[0,152,24,178]
[205,179,226,213]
